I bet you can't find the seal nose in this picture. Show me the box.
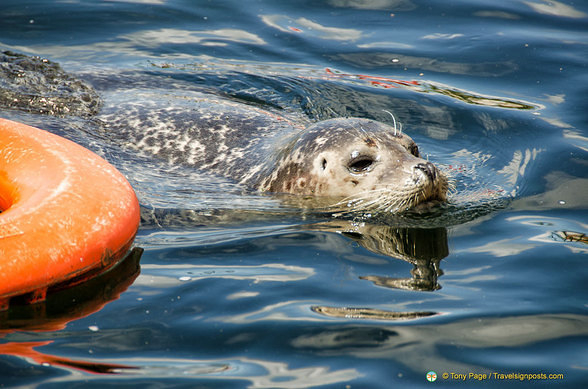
[414,162,437,181]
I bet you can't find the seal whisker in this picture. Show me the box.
[332,188,392,207]
[348,118,368,138]
[383,110,400,136]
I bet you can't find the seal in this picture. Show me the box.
[98,94,448,213]
[0,51,448,213]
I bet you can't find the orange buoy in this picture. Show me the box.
[0,118,140,309]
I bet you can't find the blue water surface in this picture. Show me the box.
[1,0,587,388]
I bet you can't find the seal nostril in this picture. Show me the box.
[322,158,327,170]
[415,162,437,181]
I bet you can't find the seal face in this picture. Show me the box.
[257,118,448,212]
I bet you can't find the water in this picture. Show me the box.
[1,0,587,388]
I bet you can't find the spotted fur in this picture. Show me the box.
[99,94,448,212]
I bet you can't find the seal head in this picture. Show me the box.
[258,118,448,212]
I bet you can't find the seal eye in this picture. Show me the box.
[410,145,420,157]
[348,156,374,173]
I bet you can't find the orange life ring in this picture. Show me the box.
[0,118,140,308]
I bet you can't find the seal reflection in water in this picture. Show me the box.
[258,118,449,213]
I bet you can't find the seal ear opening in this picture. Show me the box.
[322,158,327,170]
